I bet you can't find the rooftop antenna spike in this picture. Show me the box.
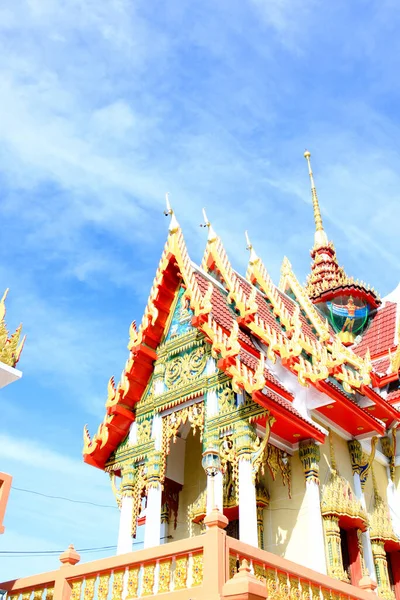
[164,192,179,233]
[304,150,328,248]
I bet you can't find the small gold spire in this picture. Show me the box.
[304,150,328,248]
[245,231,259,265]
[164,193,179,234]
[201,208,217,242]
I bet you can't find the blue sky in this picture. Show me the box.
[1,0,400,579]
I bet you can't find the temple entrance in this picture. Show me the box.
[165,426,206,542]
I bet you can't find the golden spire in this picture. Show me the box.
[245,231,260,266]
[164,192,179,234]
[304,150,328,248]
[201,208,218,242]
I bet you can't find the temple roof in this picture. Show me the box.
[83,197,400,470]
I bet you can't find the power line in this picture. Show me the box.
[0,545,117,555]
[12,486,117,509]
[0,541,150,559]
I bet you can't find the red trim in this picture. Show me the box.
[389,552,400,600]
[252,391,325,443]
[372,371,399,388]
[313,286,380,309]
[315,381,385,436]
[346,528,363,585]
[361,385,400,423]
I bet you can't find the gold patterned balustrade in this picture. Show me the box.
[2,537,205,600]
[2,511,381,600]
[226,536,378,600]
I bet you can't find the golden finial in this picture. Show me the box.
[245,231,260,265]
[164,193,179,233]
[0,288,9,324]
[304,150,328,248]
[201,208,218,242]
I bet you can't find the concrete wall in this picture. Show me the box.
[262,452,308,563]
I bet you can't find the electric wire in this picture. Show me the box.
[0,539,174,558]
[11,486,118,509]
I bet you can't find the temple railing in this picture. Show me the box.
[225,535,379,600]
[1,535,206,600]
[1,510,377,600]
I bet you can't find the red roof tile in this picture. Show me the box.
[194,271,254,347]
[372,356,390,375]
[239,347,294,398]
[387,388,400,404]
[194,270,292,397]
[239,347,322,431]
[354,302,397,358]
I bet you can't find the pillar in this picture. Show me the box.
[206,470,223,514]
[116,466,135,555]
[238,457,258,547]
[160,503,169,544]
[371,540,395,600]
[354,471,376,580]
[348,439,377,582]
[117,495,134,554]
[144,483,162,548]
[386,471,400,539]
[144,413,164,549]
[257,507,264,549]
[299,439,327,575]
[323,515,349,582]
[236,420,262,548]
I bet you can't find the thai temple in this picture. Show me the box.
[3,152,400,600]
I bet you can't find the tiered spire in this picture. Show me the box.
[303,151,357,302]
[304,150,328,249]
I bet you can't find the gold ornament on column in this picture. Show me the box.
[299,439,320,484]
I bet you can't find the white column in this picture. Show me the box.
[238,458,258,547]
[353,472,376,581]
[299,439,327,574]
[117,495,134,555]
[129,421,137,445]
[386,468,400,538]
[206,471,223,514]
[160,514,169,544]
[144,484,162,548]
[305,479,327,574]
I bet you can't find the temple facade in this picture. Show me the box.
[79,152,400,599]
[3,153,400,600]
